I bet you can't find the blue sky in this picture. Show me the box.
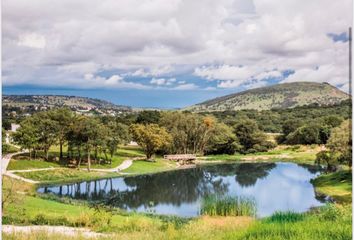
[2,0,351,108]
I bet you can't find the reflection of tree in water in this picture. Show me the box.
[298,164,323,174]
[41,162,277,209]
[234,163,276,187]
[43,167,230,209]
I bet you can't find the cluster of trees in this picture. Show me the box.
[12,108,129,170]
[11,108,276,166]
[277,115,344,145]
[316,120,352,171]
[206,100,351,133]
[130,111,275,158]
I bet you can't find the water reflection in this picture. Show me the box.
[38,162,325,217]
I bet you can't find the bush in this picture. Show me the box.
[200,195,257,217]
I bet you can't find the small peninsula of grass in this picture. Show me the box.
[312,170,352,203]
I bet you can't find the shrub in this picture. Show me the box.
[200,195,257,217]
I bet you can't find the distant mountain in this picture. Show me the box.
[3,95,131,111]
[185,82,350,112]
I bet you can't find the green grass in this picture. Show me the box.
[202,145,318,164]
[2,144,20,154]
[8,159,61,170]
[200,195,257,217]
[15,169,120,184]
[122,158,177,175]
[8,145,144,171]
[312,170,352,203]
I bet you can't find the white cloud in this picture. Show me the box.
[2,0,351,90]
[173,83,198,90]
[281,65,347,87]
[17,33,46,49]
[150,77,176,85]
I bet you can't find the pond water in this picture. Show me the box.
[37,162,327,217]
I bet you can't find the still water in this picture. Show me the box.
[37,162,326,217]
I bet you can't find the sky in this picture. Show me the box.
[2,0,352,108]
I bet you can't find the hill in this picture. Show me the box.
[186,82,350,112]
[3,95,131,113]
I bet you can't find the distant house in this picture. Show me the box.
[11,123,20,132]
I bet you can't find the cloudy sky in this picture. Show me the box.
[3,0,352,108]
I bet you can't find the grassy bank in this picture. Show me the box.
[3,202,352,240]
[201,145,320,164]
[312,170,352,203]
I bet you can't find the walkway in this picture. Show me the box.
[90,159,133,172]
[2,151,26,174]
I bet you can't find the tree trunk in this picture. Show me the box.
[59,141,63,161]
[87,151,91,171]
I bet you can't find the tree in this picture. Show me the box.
[204,123,241,155]
[47,108,74,162]
[282,119,303,136]
[326,120,352,168]
[13,117,39,159]
[315,150,337,171]
[160,112,217,154]
[105,121,129,162]
[135,110,161,124]
[233,119,273,153]
[130,124,171,160]
[67,116,103,171]
[285,124,321,145]
[35,112,58,160]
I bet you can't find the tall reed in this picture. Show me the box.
[200,195,257,217]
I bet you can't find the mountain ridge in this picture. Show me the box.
[185,82,350,112]
[3,94,131,111]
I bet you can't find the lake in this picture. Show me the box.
[37,162,327,217]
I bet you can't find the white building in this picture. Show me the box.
[11,123,20,132]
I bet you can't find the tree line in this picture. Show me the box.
[9,108,275,169]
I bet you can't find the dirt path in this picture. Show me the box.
[2,225,106,238]
[89,158,138,172]
[3,171,39,184]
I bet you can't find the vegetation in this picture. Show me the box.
[200,195,257,217]
[129,124,171,160]
[203,99,351,133]
[316,120,352,170]
[186,82,349,112]
[312,170,352,203]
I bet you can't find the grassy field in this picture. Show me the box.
[122,158,177,175]
[15,169,121,184]
[202,145,320,164]
[312,170,352,204]
[7,145,144,171]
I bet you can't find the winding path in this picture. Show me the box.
[2,151,136,183]
[2,151,26,174]
[90,159,133,172]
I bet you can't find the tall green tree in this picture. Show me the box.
[233,119,273,153]
[47,108,74,162]
[13,117,39,159]
[326,120,352,168]
[130,124,171,160]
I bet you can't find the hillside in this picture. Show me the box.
[3,95,131,111]
[186,82,350,112]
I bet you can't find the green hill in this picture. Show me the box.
[3,95,131,111]
[186,82,350,112]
